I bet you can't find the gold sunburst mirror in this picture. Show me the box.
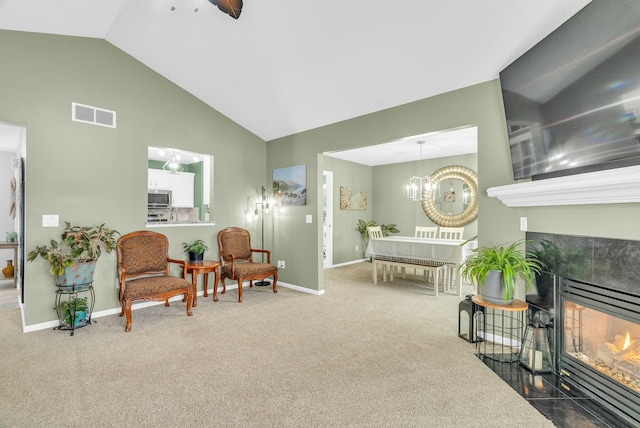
[421,165,478,227]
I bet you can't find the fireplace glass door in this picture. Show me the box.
[563,300,640,394]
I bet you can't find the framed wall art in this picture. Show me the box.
[340,187,367,210]
[273,165,306,206]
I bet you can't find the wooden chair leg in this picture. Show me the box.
[124,301,133,332]
[186,290,193,316]
[214,277,223,302]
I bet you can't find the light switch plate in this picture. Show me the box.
[306,214,312,223]
[520,216,527,232]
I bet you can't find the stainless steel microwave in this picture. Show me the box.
[148,189,172,208]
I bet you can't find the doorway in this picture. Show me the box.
[0,122,25,312]
[323,171,333,268]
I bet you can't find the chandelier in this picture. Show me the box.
[163,151,184,175]
[403,141,431,201]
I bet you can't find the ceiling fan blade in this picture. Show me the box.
[208,0,243,19]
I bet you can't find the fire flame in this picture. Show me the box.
[623,331,632,350]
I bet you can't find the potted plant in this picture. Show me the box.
[27,222,119,286]
[460,240,544,304]
[182,239,210,262]
[58,296,88,327]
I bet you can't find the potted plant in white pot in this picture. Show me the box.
[182,239,210,262]
[27,222,119,287]
[460,240,544,304]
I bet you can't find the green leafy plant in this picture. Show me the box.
[58,296,88,326]
[182,239,210,255]
[27,222,119,277]
[356,219,400,242]
[459,240,545,302]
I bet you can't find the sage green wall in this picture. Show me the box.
[0,30,267,327]
[268,81,519,293]
[322,156,372,264]
[373,153,478,241]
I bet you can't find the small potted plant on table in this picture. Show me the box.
[183,239,210,263]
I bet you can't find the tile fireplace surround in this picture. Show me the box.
[525,232,640,426]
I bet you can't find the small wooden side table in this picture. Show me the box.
[185,260,220,307]
[472,295,528,363]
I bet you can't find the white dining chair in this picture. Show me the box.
[367,226,383,239]
[415,226,438,239]
[367,226,387,281]
[437,227,464,292]
[413,226,438,278]
[439,227,464,240]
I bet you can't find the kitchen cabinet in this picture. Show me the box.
[148,169,194,207]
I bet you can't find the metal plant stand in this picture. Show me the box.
[54,282,95,336]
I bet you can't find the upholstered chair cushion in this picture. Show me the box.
[118,234,168,275]
[123,276,192,300]
[219,230,253,261]
[222,261,277,279]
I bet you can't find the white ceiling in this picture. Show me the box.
[325,126,477,166]
[0,0,592,147]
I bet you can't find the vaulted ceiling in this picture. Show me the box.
[0,0,592,142]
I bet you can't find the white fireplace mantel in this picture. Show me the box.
[486,165,640,207]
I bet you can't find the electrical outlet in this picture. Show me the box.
[355,245,358,252]
[278,260,285,269]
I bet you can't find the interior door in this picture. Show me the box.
[323,171,333,268]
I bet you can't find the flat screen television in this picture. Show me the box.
[499,0,640,180]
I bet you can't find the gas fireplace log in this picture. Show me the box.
[597,340,640,365]
[617,341,640,361]
[597,342,620,365]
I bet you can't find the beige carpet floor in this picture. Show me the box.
[0,262,555,427]
[0,278,19,311]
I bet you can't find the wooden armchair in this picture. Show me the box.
[216,227,278,302]
[116,231,193,332]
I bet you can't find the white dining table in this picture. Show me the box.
[365,236,477,296]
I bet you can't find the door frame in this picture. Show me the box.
[323,170,333,268]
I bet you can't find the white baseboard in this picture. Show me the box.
[329,259,367,268]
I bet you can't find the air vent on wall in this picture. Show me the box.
[72,102,116,128]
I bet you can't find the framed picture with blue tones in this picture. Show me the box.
[272,165,306,206]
